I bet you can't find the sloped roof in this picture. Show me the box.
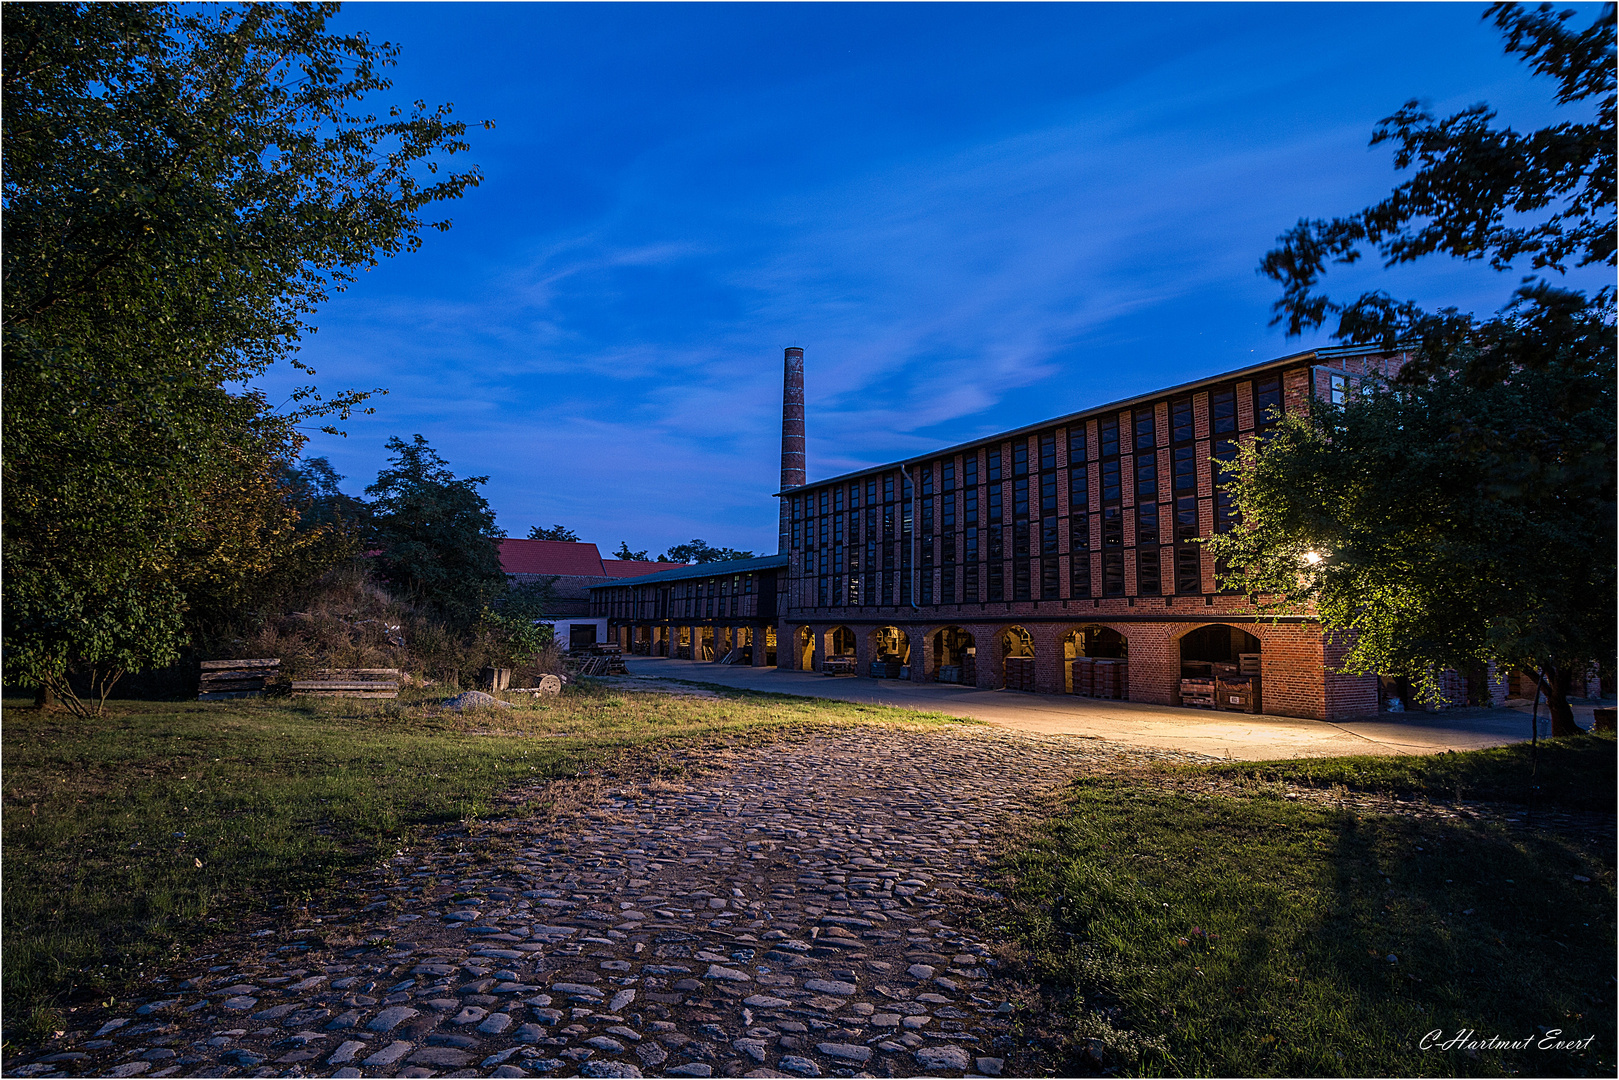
[601,558,689,578]
[588,553,788,589]
[498,538,689,579]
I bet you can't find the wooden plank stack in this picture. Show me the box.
[1003,656,1036,692]
[198,659,279,700]
[1238,652,1261,676]
[291,668,401,699]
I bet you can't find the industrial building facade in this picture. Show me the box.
[592,345,1403,721]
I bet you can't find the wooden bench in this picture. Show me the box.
[291,668,401,699]
[198,659,279,700]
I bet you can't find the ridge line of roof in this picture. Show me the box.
[776,345,1386,496]
[586,553,788,589]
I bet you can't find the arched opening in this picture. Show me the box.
[822,626,858,675]
[1064,625,1128,698]
[827,626,857,657]
[765,624,778,666]
[932,627,977,685]
[797,626,815,671]
[868,626,910,678]
[1000,626,1035,692]
[1178,624,1261,710]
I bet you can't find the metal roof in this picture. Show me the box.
[777,345,1388,496]
[586,553,788,590]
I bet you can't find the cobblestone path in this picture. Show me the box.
[11,725,1210,1080]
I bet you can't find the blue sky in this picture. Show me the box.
[272,2,1607,558]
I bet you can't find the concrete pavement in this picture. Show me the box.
[619,656,1593,761]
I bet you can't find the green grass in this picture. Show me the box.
[995,742,1616,1077]
[1,683,961,1043]
[1192,732,1617,813]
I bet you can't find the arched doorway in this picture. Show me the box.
[868,626,910,678]
[1178,624,1261,709]
[1000,626,1035,691]
[822,626,858,675]
[797,626,815,670]
[932,627,976,685]
[827,626,857,657]
[1064,625,1128,698]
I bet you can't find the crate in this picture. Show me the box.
[1238,652,1261,675]
[937,664,961,684]
[1212,661,1240,678]
[1216,675,1260,714]
[869,661,903,679]
[822,656,857,676]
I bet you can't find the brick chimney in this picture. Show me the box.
[780,347,806,490]
[779,346,805,554]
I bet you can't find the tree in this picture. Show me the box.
[366,436,507,628]
[528,525,581,542]
[614,542,650,561]
[2,3,487,709]
[1212,2,1615,735]
[661,540,755,564]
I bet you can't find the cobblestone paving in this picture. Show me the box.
[9,726,1211,1080]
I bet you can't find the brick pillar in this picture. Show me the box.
[1030,623,1063,694]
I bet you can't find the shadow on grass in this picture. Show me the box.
[992,777,1614,1077]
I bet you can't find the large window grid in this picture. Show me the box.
[1068,425,1091,600]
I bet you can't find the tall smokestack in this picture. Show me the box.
[780,346,805,491]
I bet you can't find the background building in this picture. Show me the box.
[500,539,683,649]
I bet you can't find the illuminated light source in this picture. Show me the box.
[1301,550,1324,565]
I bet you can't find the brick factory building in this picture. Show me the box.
[593,345,1408,721]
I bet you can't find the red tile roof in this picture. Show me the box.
[498,538,687,579]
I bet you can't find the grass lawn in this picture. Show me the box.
[1194,732,1618,813]
[1,682,959,1045]
[994,733,1616,1077]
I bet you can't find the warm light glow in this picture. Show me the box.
[1302,550,1324,565]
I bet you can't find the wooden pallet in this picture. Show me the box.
[292,668,401,699]
[198,659,279,700]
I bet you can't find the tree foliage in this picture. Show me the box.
[661,539,755,564]
[528,525,581,542]
[366,436,507,628]
[1,3,487,710]
[1214,2,1616,735]
[614,542,650,561]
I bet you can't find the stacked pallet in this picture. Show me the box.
[1238,652,1261,676]
[292,668,401,699]
[198,659,279,700]
[1093,659,1129,700]
[1069,657,1094,697]
[1180,677,1216,709]
[1004,656,1036,692]
[869,660,903,679]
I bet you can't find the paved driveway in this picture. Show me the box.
[621,657,1588,761]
